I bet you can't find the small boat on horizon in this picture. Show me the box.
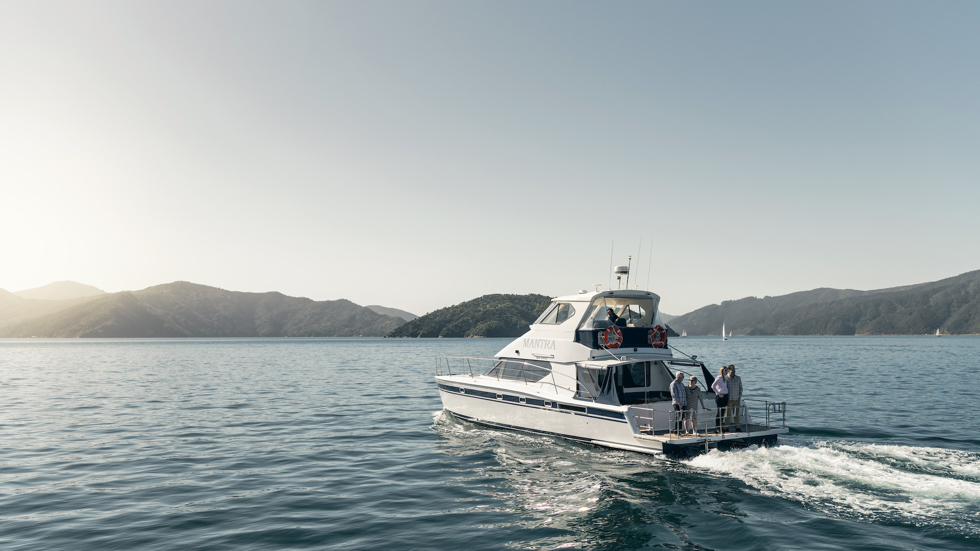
[680,329,687,338]
[722,322,727,341]
[936,328,942,337]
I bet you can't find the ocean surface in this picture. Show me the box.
[1,336,978,550]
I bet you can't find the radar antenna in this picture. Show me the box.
[613,264,629,290]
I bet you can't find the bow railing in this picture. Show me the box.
[436,356,598,401]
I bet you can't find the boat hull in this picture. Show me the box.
[437,378,787,456]
[437,381,664,454]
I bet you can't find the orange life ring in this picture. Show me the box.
[602,326,623,349]
[649,325,667,348]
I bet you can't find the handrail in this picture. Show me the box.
[630,400,786,439]
[632,406,747,438]
[436,356,597,401]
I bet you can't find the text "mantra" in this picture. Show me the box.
[523,338,556,350]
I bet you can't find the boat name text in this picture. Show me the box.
[523,338,556,350]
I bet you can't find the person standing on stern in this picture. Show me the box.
[711,366,729,433]
[726,365,743,430]
[684,376,708,436]
[669,372,687,434]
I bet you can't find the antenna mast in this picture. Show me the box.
[645,239,654,291]
[608,241,614,291]
[635,239,642,289]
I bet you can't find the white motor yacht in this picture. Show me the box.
[436,286,787,455]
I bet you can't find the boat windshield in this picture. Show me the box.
[578,296,656,330]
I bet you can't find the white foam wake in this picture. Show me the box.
[687,441,980,534]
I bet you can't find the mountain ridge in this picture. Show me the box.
[667,270,980,335]
[6,270,976,338]
[366,305,417,322]
[14,281,106,300]
[0,281,406,338]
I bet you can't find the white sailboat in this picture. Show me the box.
[722,323,727,341]
[936,328,942,337]
[681,330,687,338]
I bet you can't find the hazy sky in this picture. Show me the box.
[2,1,978,315]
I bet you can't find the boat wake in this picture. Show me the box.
[686,440,980,534]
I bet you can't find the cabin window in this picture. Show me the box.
[576,365,609,400]
[534,304,558,324]
[487,360,551,383]
[537,303,576,325]
[555,304,575,323]
[620,362,650,388]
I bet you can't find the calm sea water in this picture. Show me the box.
[1,336,978,550]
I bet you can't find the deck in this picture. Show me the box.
[634,424,787,445]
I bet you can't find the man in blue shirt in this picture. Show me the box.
[670,372,687,435]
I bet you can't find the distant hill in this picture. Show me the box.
[388,294,553,338]
[668,270,980,335]
[0,288,104,326]
[366,305,417,322]
[0,282,406,338]
[15,281,106,300]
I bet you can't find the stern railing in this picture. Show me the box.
[632,400,786,440]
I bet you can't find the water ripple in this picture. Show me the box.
[0,336,978,550]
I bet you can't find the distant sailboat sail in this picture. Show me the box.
[722,323,727,341]
[681,330,687,337]
[936,328,942,337]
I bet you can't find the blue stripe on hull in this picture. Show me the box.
[446,410,601,446]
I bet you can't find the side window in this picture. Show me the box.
[534,304,559,324]
[554,304,575,324]
[539,303,576,325]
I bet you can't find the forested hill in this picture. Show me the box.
[667,270,980,336]
[388,294,553,338]
[0,282,406,338]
